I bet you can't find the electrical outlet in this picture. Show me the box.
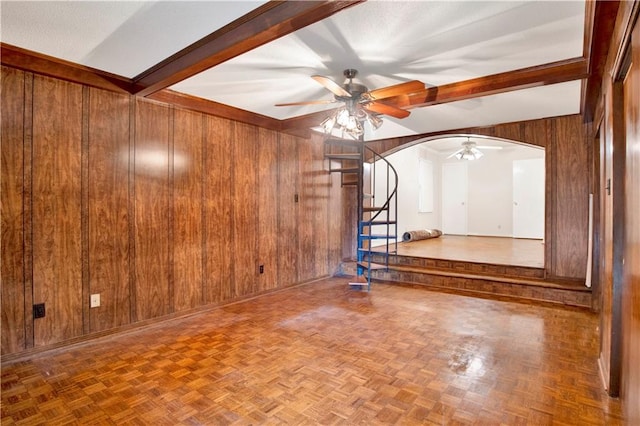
[259,265,264,274]
[90,293,101,308]
[33,303,45,319]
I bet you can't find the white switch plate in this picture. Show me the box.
[90,293,100,308]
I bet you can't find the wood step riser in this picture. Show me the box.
[365,253,545,279]
[368,269,591,308]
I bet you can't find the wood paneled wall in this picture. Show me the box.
[594,2,640,421]
[365,115,592,281]
[1,67,340,357]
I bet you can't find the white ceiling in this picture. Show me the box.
[0,1,586,141]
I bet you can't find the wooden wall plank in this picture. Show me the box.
[1,66,26,354]
[232,122,258,297]
[278,134,299,286]
[621,18,640,423]
[257,127,279,291]
[203,116,233,304]
[87,88,131,332]
[552,115,590,279]
[172,108,203,311]
[297,138,316,282]
[31,75,83,346]
[311,135,329,277]
[134,99,171,320]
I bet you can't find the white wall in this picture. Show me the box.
[371,146,440,245]
[372,140,544,241]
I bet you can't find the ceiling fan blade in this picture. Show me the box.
[311,75,351,98]
[275,99,336,107]
[364,101,411,119]
[447,149,463,159]
[366,80,425,101]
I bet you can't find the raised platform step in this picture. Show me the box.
[337,258,591,308]
[366,252,544,279]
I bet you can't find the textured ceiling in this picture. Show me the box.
[0,1,586,141]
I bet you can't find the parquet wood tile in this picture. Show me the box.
[2,278,624,425]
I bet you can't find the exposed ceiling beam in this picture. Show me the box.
[281,57,589,131]
[133,0,364,97]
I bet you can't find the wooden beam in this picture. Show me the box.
[581,0,621,123]
[399,57,589,109]
[281,58,589,132]
[0,43,133,93]
[133,0,364,97]
[148,89,283,131]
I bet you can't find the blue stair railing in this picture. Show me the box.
[324,137,398,291]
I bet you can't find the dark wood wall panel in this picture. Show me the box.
[0,66,343,357]
[232,122,258,297]
[297,138,316,282]
[203,116,233,304]
[621,18,640,424]
[172,108,204,311]
[311,136,329,277]
[552,115,590,279]
[1,66,26,354]
[257,128,279,291]
[278,134,299,284]
[87,88,131,332]
[133,99,171,320]
[31,75,83,346]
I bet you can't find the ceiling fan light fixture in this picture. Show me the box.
[455,146,484,160]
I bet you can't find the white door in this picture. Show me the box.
[442,162,468,235]
[513,158,545,239]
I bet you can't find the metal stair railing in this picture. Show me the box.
[354,144,398,291]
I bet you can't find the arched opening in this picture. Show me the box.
[371,133,545,268]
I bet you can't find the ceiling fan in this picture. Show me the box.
[447,138,503,160]
[275,69,425,138]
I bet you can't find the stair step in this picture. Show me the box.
[324,138,362,148]
[357,262,388,271]
[360,234,397,240]
[325,153,361,160]
[363,206,388,212]
[361,220,397,225]
[330,167,359,174]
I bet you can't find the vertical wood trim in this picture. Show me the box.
[81,86,90,335]
[23,72,34,350]
[608,80,627,397]
[201,115,207,304]
[546,119,556,278]
[168,106,175,313]
[128,97,137,323]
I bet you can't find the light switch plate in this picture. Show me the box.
[90,293,100,308]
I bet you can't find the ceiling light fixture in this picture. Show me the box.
[320,103,383,139]
[455,139,484,160]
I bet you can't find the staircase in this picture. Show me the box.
[325,137,398,291]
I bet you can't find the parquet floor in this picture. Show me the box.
[1,278,622,425]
